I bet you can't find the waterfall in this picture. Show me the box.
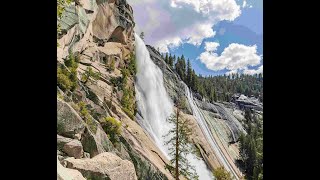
[134,33,213,180]
[184,84,239,180]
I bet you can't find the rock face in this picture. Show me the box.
[57,99,86,138]
[58,1,172,179]
[231,94,263,111]
[63,140,84,159]
[57,157,86,180]
[64,152,138,180]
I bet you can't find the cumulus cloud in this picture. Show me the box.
[127,0,241,52]
[199,42,262,72]
[204,42,220,51]
[243,65,263,75]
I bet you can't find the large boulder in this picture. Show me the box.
[57,99,86,138]
[81,126,105,158]
[64,152,138,180]
[63,139,84,159]
[57,134,73,150]
[57,157,85,180]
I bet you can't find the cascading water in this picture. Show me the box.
[184,83,239,180]
[134,33,213,180]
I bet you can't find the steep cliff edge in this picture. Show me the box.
[57,0,173,179]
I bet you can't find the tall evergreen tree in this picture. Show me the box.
[165,53,169,64]
[164,101,199,180]
[169,54,174,69]
[186,59,192,86]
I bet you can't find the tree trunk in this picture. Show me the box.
[175,107,180,180]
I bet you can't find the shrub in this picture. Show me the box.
[78,101,97,133]
[213,167,232,180]
[81,67,100,83]
[57,68,73,91]
[78,101,89,118]
[57,53,78,92]
[128,53,137,75]
[102,117,122,143]
[122,107,135,120]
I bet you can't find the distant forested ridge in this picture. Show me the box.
[159,51,263,103]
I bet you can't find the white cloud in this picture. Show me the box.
[186,24,216,46]
[243,65,263,75]
[242,0,247,8]
[204,42,220,51]
[171,0,241,21]
[127,0,242,52]
[155,36,183,53]
[199,42,262,71]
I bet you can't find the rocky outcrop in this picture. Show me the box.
[64,152,138,180]
[58,157,86,180]
[231,94,263,111]
[58,1,171,179]
[57,99,86,138]
[63,139,84,159]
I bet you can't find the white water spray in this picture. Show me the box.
[134,34,213,179]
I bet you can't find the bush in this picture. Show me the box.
[121,88,135,119]
[122,107,135,120]
[78,101,97,133]
[78,101,89,118]
[57,53,78,92]
[128,53,137,75]
[213,167,232,180]
[81,67,100,83]
[102,117,122,143]
[57,67,73,91]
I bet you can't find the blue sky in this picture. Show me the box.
[128,0,263,76]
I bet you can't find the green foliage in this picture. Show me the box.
[57,67,73,91]
[128,53,137,75]
[163,108,199,180]
[160,50,263,102]
[78,101,97,133]
[57,54,78,92]
[122,107,135,120]
[81,67,100,83]
[78,101,89,118]
[238,115,263,180]
[213,167,232,180]
[110,76,122,87]
[121,87,135,119]
[102,117,122,143]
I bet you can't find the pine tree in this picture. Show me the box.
[165,53,169,64]
[186,59,192,87]
[181,55,186,81]
[169,54,174,69]
[164,101,199,180]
